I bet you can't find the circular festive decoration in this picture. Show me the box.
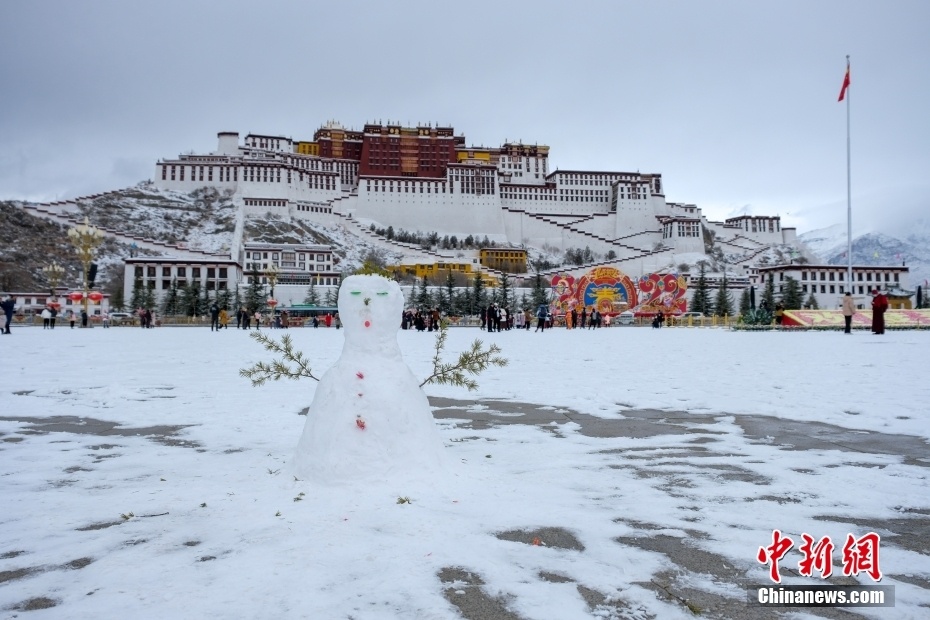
[87,291,104,303]
[68,291,84,302]
[267,298,278,308]
[364,320,371,328]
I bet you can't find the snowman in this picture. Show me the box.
[291,274,446,483]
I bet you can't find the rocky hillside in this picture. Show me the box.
[0,201,133,294]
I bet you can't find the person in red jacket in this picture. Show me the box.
[871,289,888,335]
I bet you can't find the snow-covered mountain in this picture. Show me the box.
[799,224,930,290]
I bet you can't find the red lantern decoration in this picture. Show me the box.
[267,298,278,308]
[48,301,61,311]
[68,291,84,302]
[88,291,104,303]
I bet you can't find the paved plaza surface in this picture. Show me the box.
[3,395,927,618]
[430,397,929,620]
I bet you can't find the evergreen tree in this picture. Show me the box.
[232,284,242,313]
[416,276,432,308]
[713,273,732,317]
[129,277,145,311]
[760,276,776,312]
[244,270,265,313]
[739,287,752,316]
[804,292,820,309]
[180,282,201,317]
[161,277,180,315]
[498,273,512,309]
[326,276,345,307]
[303,280,321,306]
[781,276,803,310]
[531,271,549,307]
[470,273,486,316]
[689,263,713,315]
[324,285,339,307]
[142,285,156,312]
[435,285,448,314]
[445,271,456,314]
[200,285,211,316]
[217,287,232,312]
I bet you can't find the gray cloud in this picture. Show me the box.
[2,0,928,235]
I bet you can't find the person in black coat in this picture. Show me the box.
[1,296,15,334]
[209,302,220,331]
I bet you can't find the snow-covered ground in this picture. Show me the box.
[1,324,928,618]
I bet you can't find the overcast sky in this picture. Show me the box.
[2,0,928,235]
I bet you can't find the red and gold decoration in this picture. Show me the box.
[551,267,638,316]
[551,267,689,316]
[637,273,688,315]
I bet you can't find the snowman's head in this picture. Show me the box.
[337,274,404,350]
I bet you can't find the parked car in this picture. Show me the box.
[617,310,636,325]
[673,312,705,323]
[109,312,133,324]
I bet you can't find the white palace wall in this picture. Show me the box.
[147,130,805,288]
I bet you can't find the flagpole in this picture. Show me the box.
[845,55,853,296]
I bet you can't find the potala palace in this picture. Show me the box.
[17,118,848,317]
[154,120,796,274]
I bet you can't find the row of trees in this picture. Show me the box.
[688,262,819,318]
[402,271,550,315]
[128,269,298,317]
[369,226,499,251]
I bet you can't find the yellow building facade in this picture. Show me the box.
[479,248,527,274]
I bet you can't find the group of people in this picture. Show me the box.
[135,308,156,328]
[402,308,440,332]
[231,306,300,330]
[841,289,888,335]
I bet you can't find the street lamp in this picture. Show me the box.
[67,217,104,327]
[264,263,280,324]
[42,262,65,310]
[265,263,279,302]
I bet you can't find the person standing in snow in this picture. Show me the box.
[841,292,855,334]
[41,307,51,329]
[535,303,548,332]
[1,296,14,334]
[871,289,888,335]
[219,307,229,329]
[209,302,220,331]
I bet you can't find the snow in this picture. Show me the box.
[293,275,446,483]
[1,323,929,618]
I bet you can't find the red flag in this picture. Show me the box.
[838,62,850,102]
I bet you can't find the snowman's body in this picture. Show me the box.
[292,275,446,482]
